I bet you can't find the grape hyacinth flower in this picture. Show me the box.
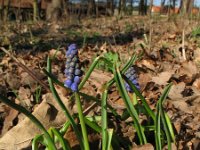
[64,44,82,92]
[124,66,140,93]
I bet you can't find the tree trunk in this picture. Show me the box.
[87,0,96,16]
[118,0,121,15]
[160,0,165,13]
[46,0,62,21]
[121,0,126,16]
[149,0,153,16]
[62,0,69,19]
[106,0,114,16]
[186,0,194,14]
[139,0,146,15]
[172,0,176,13]
[33,0,39,21]
[4,0,10,21]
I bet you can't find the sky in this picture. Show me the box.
[154,0,200,7]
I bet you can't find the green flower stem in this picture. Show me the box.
[47,57,84,149]
[0,94,56,150]
[75,92,90,150]
[102,88,108,150]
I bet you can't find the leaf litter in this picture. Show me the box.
[0,15,200,149]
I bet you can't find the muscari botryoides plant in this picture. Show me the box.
[0,44,175,150]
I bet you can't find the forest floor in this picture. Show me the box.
[0,15,200,149]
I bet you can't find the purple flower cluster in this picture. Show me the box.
[64,44,82,92]
[125,66,140,93]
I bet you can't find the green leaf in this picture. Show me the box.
[122,75,155,121]
[113,63,146,145]
[159,83,173,150]
[107,129,114,150]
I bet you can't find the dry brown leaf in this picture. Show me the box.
[191,139,200,150]
[138,73,152,90]
[152,71,173,85]
[192,78,200,90]
[18,87,33,108]
[170,100,192,114]
[0,102,51,150]
[88,69,112,93]
[0,90,72,150]
[132,143,154,150]
[1,108,18,136]
[49,49,63,59]
[168,33,177,40]
[168,82,185,99]
[5,72,20,90]
[193,47,200,65]
[140,59,155,70]
[163,143,177,150]
[178,61,198,78]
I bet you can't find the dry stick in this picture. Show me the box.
[182,28,186,61]
[0,47,50,92]
[0,47,96,114]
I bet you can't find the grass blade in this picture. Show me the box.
[159,83,173,149]
[122,75,155,121]
[79,56,101,89]
[113,63,146,145]
[155,99,162,150]
[107,129,114,150]
[164,112,175,142]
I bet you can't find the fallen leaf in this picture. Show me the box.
[178,61,198,78]
[49,49,63,59]
[1,107,18,136]
[193,47,200,65]
[88,69,112,93]
[168,82,185,99]
[169,100,192,114]
[138,73,152,90]
[132,143,154,150]
[140,59,155,70]
[5,72,20,90]
[168,33,177,39]
[192,78,200,90]
[163,143,177,150]
[0,91,71,149]
[192,139,200,150]
[152,71,173,85]
[18,87,33,108]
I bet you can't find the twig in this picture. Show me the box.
[0,47,96,114]
[182,28,186,61]
[0,47,50,92]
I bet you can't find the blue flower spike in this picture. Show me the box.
[64,44,83,92]
[125,66,140,93]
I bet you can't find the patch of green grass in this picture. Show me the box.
[191,26,200,37]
